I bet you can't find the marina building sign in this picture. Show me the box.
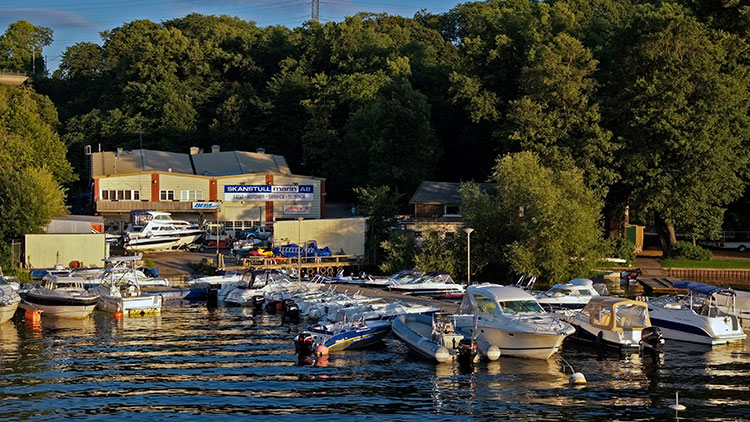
[284,205,311,215]
[225,185,314,201]
[192,202,221,210]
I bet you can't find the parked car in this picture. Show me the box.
[244,226,273,240]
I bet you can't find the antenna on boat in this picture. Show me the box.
[558,354,586,385]
[669,391,686,411]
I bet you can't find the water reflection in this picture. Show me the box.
[0,303,747,420]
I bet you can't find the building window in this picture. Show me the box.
[100,189,140,201]
[180,190,204,201]
[444,205,461,217]
[160,189,175,201]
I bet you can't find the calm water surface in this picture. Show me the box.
[1,303,748,421]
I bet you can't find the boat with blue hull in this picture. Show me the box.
[295,319,392,354]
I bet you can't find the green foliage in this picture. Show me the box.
[379,231,417,274]
[670,241,713,261]
[142,259,156,268]
[354,185,401,266]
[461,152,606,284]
[605,237,636,266]
[413,229,462,278]
[0,20,52,75]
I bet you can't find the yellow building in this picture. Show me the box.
[92,146,325,232]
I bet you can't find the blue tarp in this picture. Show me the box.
[273,241,332,258]
[673,280,722,296]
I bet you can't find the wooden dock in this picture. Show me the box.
[237,254,364,277]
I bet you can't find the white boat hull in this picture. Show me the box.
[19,301,96,319]
[98,294,162,316]
[473,325,567,359]
[649,305,746,345]
[0,302,19,324]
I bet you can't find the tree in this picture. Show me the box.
[0,20,53,75]
[379,231,417,274]
[354,185,401,267]
[605,3,750,251]
[413,229,463,278]
[461,151,605,285]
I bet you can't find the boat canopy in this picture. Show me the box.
[582,297,650,332]
[673,280,724,296]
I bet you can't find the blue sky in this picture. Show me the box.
[0,0,461,72]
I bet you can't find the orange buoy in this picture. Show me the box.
[315,345,329,357]
[114,312,124,319]
[25,309,43,323]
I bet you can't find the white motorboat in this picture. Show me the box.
[20,274,99,319]
[93,256,162,316]
[0,278,21,324]
[392,313,499,363]
[388,272,465,298]
[332,300,440,322]
[533,278,604,310]
[223,270,277,307]
[674,281,750,330]
[453,284,575,359]
[85,265,170,289]
[123,235,181,252]
[556,296,664,353]
[188,271,245,301]
[294,319,392,354]
[124,210,204,250]
[646,281,747,345]
[363,269,424,288]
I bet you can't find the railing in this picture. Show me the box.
[0,69,28,76]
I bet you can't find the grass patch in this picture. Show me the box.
[660,259,750,269]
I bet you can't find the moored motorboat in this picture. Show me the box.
[93,256,162,316]
[646,282,746,345]
[556,296,664,354]
[392,313,497,363]
[388,272,465,298]
[294,319,392,354]
[20,274,99,319]
[532,278,604,310]
[0,280,21,324]
[453,284,574,359]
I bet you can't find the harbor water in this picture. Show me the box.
[1,303,748,421]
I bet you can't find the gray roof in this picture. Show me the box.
[92,149,290,177]
[409,181,495,204]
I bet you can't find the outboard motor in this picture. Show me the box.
[640,326,665,358]
[265,299,279,314]
[206,286,219,307]
[457,338,478,365]
[252,295,265,310]
[294,332,314,355]
[283,299,300,320]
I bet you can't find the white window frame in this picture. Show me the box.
[100,189,141,201]
[444,205,461,217]
[180,190,204,201]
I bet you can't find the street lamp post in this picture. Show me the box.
[463,227,474,285]
[297,217,304,282]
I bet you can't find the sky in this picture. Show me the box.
[0,0,462,72]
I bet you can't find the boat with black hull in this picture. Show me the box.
[20,274,98,319]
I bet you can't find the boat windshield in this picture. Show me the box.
[615,303,649,328]
[499,300,544,314]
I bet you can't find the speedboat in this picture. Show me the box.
[453,284,575,359]
[294,319,392,354]
[556,296,664,354]
[388,272,465,298]
[646,281,747,345]
[532,278,604,310]
[124,210,204,250]
[333,300,440,323]
[21,274,99,319]
[674,281,750,330]
[0,278,21,324]
[223,270,276,306]
[93,256,162,316]
[392,313,498,363]
[363,269,424,288]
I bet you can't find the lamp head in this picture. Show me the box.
[463,227,474,235]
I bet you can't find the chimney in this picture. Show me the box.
[189,146,200,155]
[256,147,265,154]
[211,145,220,153]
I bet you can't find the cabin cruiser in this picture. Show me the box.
[388,272,465,298]
[453,284,574,359]
[0,278,21,324]
[556,297,664,353]
[21,274,99,319]
[646,281,747,345]
[123,210,204,250]
[532,278,604,310]
[223,270,278,306]
[673,281,750,330]
[93,256,162,316]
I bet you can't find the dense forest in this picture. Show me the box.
[1,0,750,280]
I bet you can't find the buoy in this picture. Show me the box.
[484,345,501,361]
[570,372,587,385]
[114,312,124,320]
[669,392,686,411]
[315,345,329,357]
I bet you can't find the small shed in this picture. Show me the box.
[409,181,495,219]
[45,215,105,234]
[25,234,108,269]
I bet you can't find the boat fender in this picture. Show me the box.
[476,340,501,361]
[434,346,451,363]
[570,372,587,385]
[315,345,329,357]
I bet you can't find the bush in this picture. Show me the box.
[142,258,156,268]
[671,241,713,261]
[605,237,636,265]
